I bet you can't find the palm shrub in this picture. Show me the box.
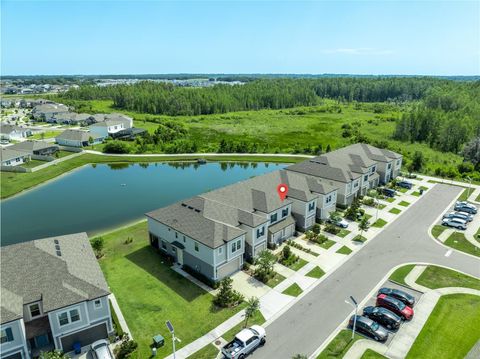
[243,296,260,327]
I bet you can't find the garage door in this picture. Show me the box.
[217,256,242,280]
[4,352,22,359]
[60,322,108,352]
[284,224,294,239]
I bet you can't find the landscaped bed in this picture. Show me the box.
[316,329,362,359]
[416,265,480,290]
[389,264,415,286]
[372,218,387,228]
[306,266,325,279]
[389,207,401,214]
[337,229,351,238]
[361,349,388,359]
[406,294,480,359]
[97,221,247,358]
[398,200,410,207]
[336,246,352,255]
[431,225,447,239]
[282,283,303,297]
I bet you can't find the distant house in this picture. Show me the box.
[0,233,113,358]
[32,103,69,122]
[9,140,59,156]
[1,148,31,166]
[0,124,32,141]
[89,117,133,138]
[110,127,147,140]
[55,130,105,148]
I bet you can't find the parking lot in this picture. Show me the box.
[348,280,423,345]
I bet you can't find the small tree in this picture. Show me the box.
[411,151,425,172]
[358,217,370,239]
[282,245,292,260]
[88,136,94,149]
[39,350,70,359]
[214,277,244,307]
[114,334,138,359]
[90,237,104,258]
[255,250,277,282]
[305,230,316,242]
[243,296,260,327]
[312,223,321,235]
[40,132,45,141]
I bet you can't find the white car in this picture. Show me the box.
[442,217,467,230]
[91,339,114,359]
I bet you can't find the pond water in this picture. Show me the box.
[1,162,286,246]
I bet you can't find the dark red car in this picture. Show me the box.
[376,294,414,320]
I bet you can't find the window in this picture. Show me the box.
[6,161,10,165]
[256,226,265,239]
[231,240,242,253]
[364,175,368,182]
[236,240,241,251]
[94,299,102,309]
[175,232,178,238]
[161,241,167,250]
[218,247,223,255]
[0,328,13,344]
[371,166,376,173]
[396,159,401,166]
[308,202,315,212]
[282,208,289,218]
[354,181,359,188]
[194,242,199,252]
[58,312,69,326]
[70,309,80,322]
[326,195,332,204]
[270,213,277,223]
[387,163,392,169]
[29,303,41,318]
[183,235,186,243]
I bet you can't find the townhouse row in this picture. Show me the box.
[146,143,402,284]
[0,234,114,359]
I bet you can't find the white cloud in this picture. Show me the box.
[322,48,394,55]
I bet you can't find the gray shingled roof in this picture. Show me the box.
[268,216,296,234]
[146,203,245,249]
[1,148,30,162]
[9,140,58,153]
[0,124,28,134]
[1,233,110,325]
[353,143,402,162]
[287,159,360,183]
[56,129,103,142]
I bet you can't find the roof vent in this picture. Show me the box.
[55,245,61,251]
[194,209,200,213]
[181,203,187,207]
[54,239,59,244]
[56,250,62,257]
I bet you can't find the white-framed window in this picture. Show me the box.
[363,175,368,182]
[161,241,167,250]
[270,213,277,223]
[94,299,102,309]
[218,247,223,255]
[231,239,242,253]
[175,232,178,238]
[354,181,359,188]
[387,163,392,169]
[256,226,265,239]
[308,202,315,212]
[326,195,332,204]
[0,328,14,344]
[194,242,199,252]
[29,303,42,318]
[396,159,401,166]
[58,308,81,326]
[282,208,289,217]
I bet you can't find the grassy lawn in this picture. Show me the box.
[372,218,387,228]
[360,349,388,359]
[457,188,472,201]
[411,191,421,197]
[97,221,246,359]
[389,264,415,286]
[316,239,336,250]
[363,213,373,221]
[431,225,447,239]
[56,150,76,158]
[336,246,352,255]
[419,186,429,191]
[281,257,308,271]
[406,294,480,359]
[444,231,480,257]
[316,329,362,359]
[416,265,480,290]
[186,344,219,359]
[337,229,351,238]
[265,272,287,288]
[0,153,305,199]
[378,204,386,210]
[306,266,325,279]
[282,283,303,297]
[19,159,46,169]
[398,200,410,207]
[389,207,401,214]
[30,130,62,139]
[352,235,367,243]
[476,193,480,202]
[222,310,266,342]
[398,187,408,193]
[386,197,395,203]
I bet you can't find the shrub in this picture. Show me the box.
[103,141,131,154]
[312,224,321,235]
[213,277,244,308]
[114,334,138,359]
[90,237,104,258]
[282,245,292,260]
[324,223,340,235]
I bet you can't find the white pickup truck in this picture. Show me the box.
[221,325,266,358]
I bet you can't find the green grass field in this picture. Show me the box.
[336,246,353,255]
[416,265,480,290]
[360,349,388,359]
[406,294,480,359]
[444,231,480,257]
[372,218,387,228]
[431,225,447,239]
[316,330,362,359]
[306,266,326,279]
[389,264,415,286]
[282,283,304,297]
[389,207,401,214]
[96,221,246,359]
[30,130,62,139]
[398,200,410,207]
[352,235,367,243]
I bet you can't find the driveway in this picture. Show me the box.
[253,184,480,358]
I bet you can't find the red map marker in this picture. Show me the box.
[277,183,289,201]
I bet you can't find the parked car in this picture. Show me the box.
[221,325,266,359]
[327,217,349,228]
[376,294,414,320]
[454,201,477,214]
[348,315,389,342]
[91,339,114,359]
[363,306,402,330]
[382,188,396,198]
[443,211,473,222]
[442,217,467,230]
[378,287,415,307]
[397,181,413,190]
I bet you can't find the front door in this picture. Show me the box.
[177,249,184,265]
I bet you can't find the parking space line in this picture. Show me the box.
[445,249,452,257]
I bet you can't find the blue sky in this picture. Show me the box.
[2,1,479,75]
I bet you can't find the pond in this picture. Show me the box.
[1,162,286,246]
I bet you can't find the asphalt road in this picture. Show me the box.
[253,184,480,359]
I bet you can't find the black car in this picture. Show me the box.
[348,315,389,342]
[378,287,415,307]
[397,181,413,190]
[382,188,396,198]
[363,306,402,330]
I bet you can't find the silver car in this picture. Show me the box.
[442,217,467,230]
[91,339,114,359]
[443,211,473,222]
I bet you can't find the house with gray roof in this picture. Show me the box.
[88,115,133,138]
[0,233,113,358]
[0,124,32,141]
[32,103,69,122]
[9,141,59,156]
[55,130,105,148]
[1,148,31,167]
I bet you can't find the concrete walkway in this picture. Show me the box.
[437,228,454,243]
[30,151,83,172]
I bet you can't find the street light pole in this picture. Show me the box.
[346,296,358,340]
[166,320,181,359]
